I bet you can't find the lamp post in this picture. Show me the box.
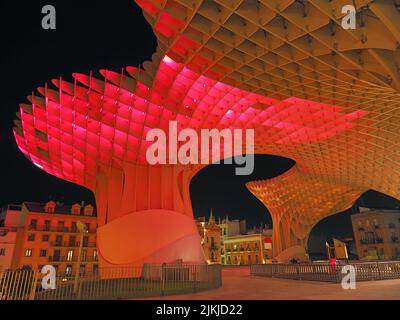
[73,221,87,295]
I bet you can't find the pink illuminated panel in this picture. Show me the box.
[14,55,368,189]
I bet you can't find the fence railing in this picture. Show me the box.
[250,261,400,282]
[0,269,38,300]
[0,263,222,300]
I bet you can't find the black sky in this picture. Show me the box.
[1,1,399,256]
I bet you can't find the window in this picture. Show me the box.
[40,250,47,257]
[27,233,35,241]
[79,264,85,276]
[69,236,76,246]
[29,219,37,229]
[65,265,73,276]
[55,235,62,246]
[227,256,231,265]
[83,236,89,247]
[42,234,49,242]
[248,255,252,265]
[44,220,51,231]
[71,222,77,233]
[0,248,5,256]
[93,264,99,274]
[57,221,65,232]
[84,205,94,216]
[93,250,98,260]
[45,201,56,213]
[67,250,74,261]
[25,249,33,257]
[71,204,81,215]
[255,255,259,264]
[53,250,60,262]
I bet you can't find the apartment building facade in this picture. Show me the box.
[0,201,98,276]
[196,211,221,264]
[351,207,400,260]
[224,233,272,265]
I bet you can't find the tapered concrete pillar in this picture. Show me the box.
[247,165,363,260]
[94,163,205,267]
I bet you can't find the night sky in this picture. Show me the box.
[1,1,399,255]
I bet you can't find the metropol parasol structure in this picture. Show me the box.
[12,0,400,267]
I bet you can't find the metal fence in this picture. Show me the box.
[0,263,222,300]
[250,261,400,283]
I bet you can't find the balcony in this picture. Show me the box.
[0,227,17,236]
[392,237,399,243]
[50,241,96,248]
[360,238,384,245]
[48,256,98,262]
[358,227,365,231]
[27,225,96,233]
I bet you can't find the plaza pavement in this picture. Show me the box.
[143,266,400,300]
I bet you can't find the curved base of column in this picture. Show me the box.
[274,245,309,263]
[96,209,205,270]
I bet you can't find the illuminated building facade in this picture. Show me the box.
[351,207,400,260]
[0,205,24,270]
[218,217,247,264]
[0,202,98,275]
[224,233,272,265]
[12,1,400,267]
[196,211,221,264]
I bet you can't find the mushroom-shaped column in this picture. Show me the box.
[12,54,269,268]
[246,165,364,260]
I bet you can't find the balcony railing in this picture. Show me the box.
[0,227,17,236]
[250,261,400,283]
[0,263,222,300]
[27,225,96,233]
[49,241,96,248]
[360,238,384,244]
[48,256,98,262]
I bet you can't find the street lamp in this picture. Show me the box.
[73,220,87,295]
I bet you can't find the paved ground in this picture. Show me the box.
[143,267,400,300]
